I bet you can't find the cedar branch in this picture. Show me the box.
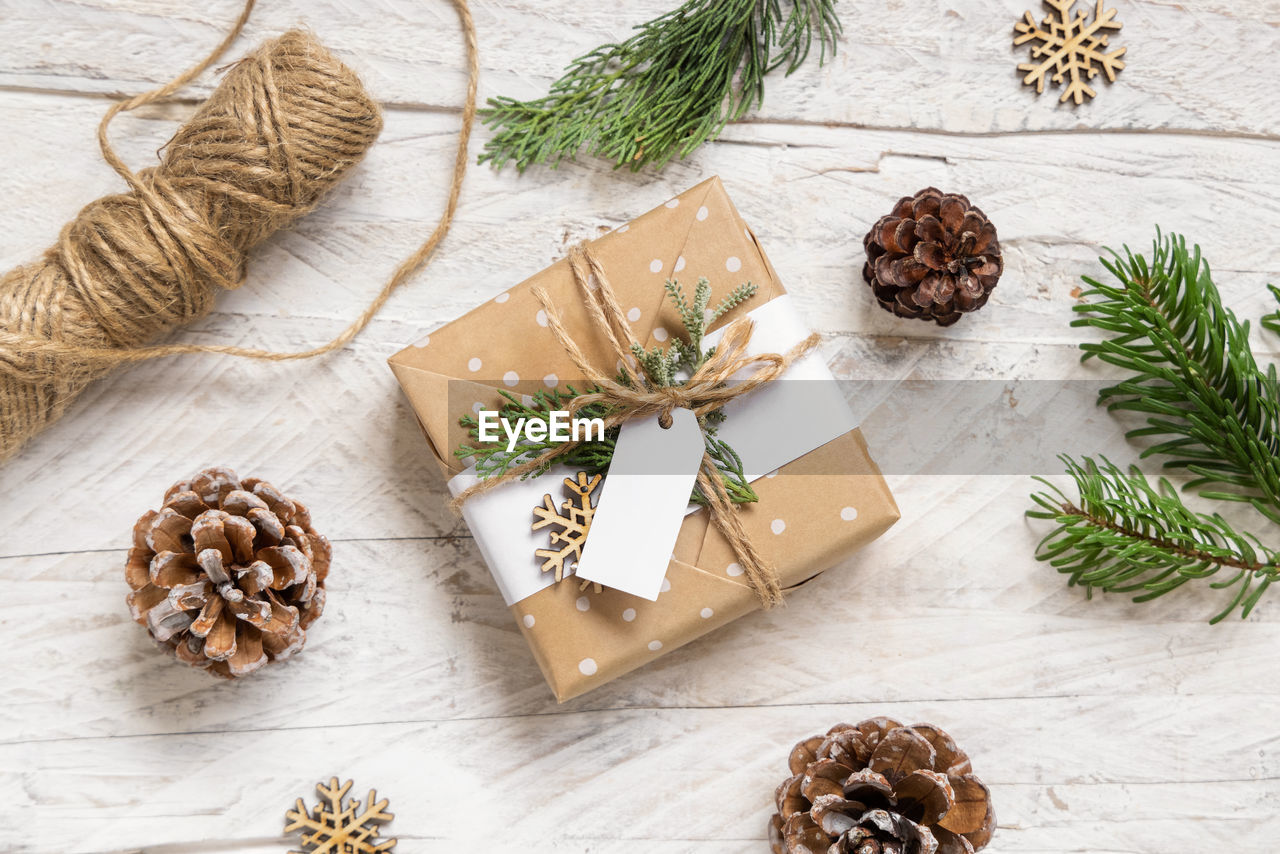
[478,0,841,172]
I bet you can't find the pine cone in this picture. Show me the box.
[124,466,330,678]
[768,719,995,854]
[862,188,1002,326]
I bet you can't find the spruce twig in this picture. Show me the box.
[478,0,841,172]
[1029,230,1280,621]
[1261,284,1280,337]
[1072,230,1280,524]
[1029,457,1279,623]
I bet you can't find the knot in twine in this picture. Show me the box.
[451,246,820,608]
[0,0,478,462]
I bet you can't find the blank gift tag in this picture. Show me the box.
[575,408,704,600]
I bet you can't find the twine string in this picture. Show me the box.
[451,245,820,607]
[0,0,479,460]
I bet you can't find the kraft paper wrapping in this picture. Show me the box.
[389,176,900,701]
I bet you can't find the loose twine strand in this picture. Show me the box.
[0,0,478,460]
[450,246,820,608]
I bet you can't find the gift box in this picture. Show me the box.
[389,176,899,701]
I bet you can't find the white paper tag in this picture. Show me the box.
[575,408,705,600]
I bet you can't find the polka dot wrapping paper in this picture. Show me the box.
[388,176,900,701]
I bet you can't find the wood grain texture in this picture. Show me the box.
[1,1,1278,851]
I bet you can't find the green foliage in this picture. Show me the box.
[1030,230,1280,621]
[1072,230,1280,524]
[1262,284,1280,337]
[478,0,841,172]
[457,386,615,480]
[457,278,760,505]
[631,278,757,386]
[1030,456,1279,623]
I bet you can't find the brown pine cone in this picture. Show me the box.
[124,466,330,678]
[862,188,1002,326]
[768,719,995,854]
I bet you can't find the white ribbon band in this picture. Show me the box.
[448,294,857,606]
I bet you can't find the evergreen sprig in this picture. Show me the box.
[1262,284,1280,337]
[1030,456,1279,623]
[457,385,615,480]
[456,278,760,505]
[1072,230,1280,523]
[478,0,842,172]
[1029,230,1280,621]
[631,278,757,386]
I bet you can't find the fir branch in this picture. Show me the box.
[1029,456,1278,623]
[1262,284,1280,337]
[1030,229,1280,622]
[478,0,841,172]
[1072,230,1280,523]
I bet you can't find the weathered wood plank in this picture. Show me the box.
[3,2,1279,852]
[0,0,1277,135]
[3,484,1277,745]
[1,92,1277,557]
[4,697,1276,852]
[2,93,1276,338]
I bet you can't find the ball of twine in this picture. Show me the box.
[0,0,477,462]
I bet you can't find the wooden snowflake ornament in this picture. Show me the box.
[1014,0,1126,105]
[533,471,602,590]
[285,778,395,854]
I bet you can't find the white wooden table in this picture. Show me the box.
[2,2,1278,851]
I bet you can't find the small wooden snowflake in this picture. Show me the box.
[285,778,395,854]
[1014,0,1126,105]
[532,471,603,592]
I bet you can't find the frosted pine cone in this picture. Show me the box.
[769,719,995,854]
[125,466,330,677]
[862,188,1002,326]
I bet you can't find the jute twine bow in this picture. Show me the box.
[451,246,820,608]
[0,0,478,462]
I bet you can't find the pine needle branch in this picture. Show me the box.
[1029,456,1279,623]
[1072,229,1280,523]
[1030,229,1280,621]
[1261,283,1280,337]
[478,0,842,172]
